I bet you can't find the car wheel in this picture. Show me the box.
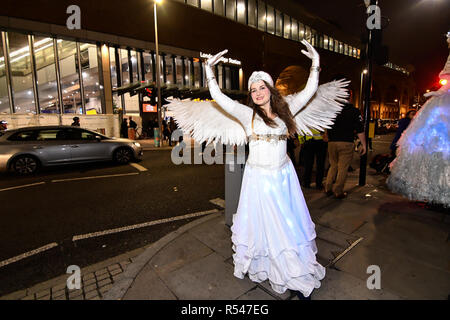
[12,155,39,175]
[114,148,133,164]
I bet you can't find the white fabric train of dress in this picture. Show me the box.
[231,115,325,296]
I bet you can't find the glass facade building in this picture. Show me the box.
[179,0,361,59]
[0,30,239,117]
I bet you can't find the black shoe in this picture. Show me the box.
[295,290,311,300]
[325,190,334,197]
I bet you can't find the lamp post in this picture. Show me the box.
[359,0,377,186]
[154,0,163,147]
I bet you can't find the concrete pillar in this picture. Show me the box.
[101,44,114,115]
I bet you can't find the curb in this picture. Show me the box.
[102,211,224,300]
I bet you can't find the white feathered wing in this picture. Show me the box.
[286,79,350,135]
[166,99,248,145]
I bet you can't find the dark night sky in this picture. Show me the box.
[299,0,450,92]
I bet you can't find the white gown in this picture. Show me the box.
[230,112,325,296]
[168,58,348,297]
[387,91,450,207]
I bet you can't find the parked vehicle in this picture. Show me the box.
[0,126,143,174]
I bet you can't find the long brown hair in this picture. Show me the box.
[247,81,297,136]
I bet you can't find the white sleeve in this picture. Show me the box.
[205,65,253,127]
[287,67,320,116]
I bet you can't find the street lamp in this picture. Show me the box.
[154,0,163,147]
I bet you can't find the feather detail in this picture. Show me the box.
[286,79,350,135]
[166,98,248,145]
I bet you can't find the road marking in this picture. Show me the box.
[129,163,148,172]
[72,209,220,241]
[0,243,58,269]
[209,198,225,209]
[51,172,139,183]
[0,182,46,192]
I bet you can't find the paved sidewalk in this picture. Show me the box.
[102,171,449,300]
[2,169,448,300]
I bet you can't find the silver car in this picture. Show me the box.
[0,126,143,174]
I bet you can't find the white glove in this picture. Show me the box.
[300,39,320,68]
[205,49,228,81]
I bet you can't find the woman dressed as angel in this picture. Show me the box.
[169,40,349,299]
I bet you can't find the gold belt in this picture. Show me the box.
[249,133,288,142]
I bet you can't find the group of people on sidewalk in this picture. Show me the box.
[287,94,367,199]
[120,116,138,139]
[288,98,419,200]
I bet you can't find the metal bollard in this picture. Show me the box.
[224,148,246,227]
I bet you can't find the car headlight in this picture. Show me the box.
[133,142,141,147]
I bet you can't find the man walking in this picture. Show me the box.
[325,102,366,199]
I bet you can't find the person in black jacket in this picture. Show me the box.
[325,102,367,199]
[121,118,128,138]
[71,117,80,126]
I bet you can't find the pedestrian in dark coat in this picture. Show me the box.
[121,118,128,138]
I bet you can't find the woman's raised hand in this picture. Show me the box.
[300,40,319,67]
[206,49,228,67]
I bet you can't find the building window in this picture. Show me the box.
[217,64,224,89]
[317,34,324,49]
[187,0,199,8]
[193,58,201,87]
[120,48,130,84]
[129,49,139,83]
[237,0,246,24]
[33,36,59,114]
[225,66,231,89]
[165,55,175,85]
[275,10,282,37]
[266,5,275,34]
[176,56,184,85]
[311,29,317,46]
[214,0,224,16]
[299,23,305,41]
[329,37,334,51]
[200,0,212,11]
[79,43,103,115]
[109,47,122,112]
[248,0,257,28]
[323,35,329,50]
[283,14,291,39]
[226,0,236,21]
[57,39,82,114]
[0,37,9,114]
[305,26,311,44]
[109,47,118,88]
[291,19,298,42]
[7,32,35,114]
[257,0,266,32]
[142,51,153,82]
